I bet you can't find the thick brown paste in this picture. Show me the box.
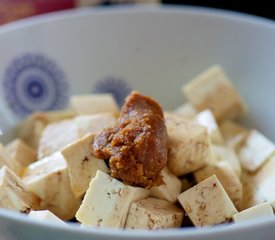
[93,91,168,187]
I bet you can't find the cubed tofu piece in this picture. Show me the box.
[22,152,81,220]
[70,94,119,115]
[240,171,265,210]
[150,167,181,203]
[28,210,66,225]
[125,197,184,229]
[173,103,198,119]
[0,144,22,175]
[233,203,274,223]
[165,113,211,176]
[0,166,40,213]
[194,161,242,208]
[238,130,275,172]
[16,110,76,149]
[258,176,275,210]
[182,65,247,122]
[194,109,224,145]
[178,175,237,227]
[75,170,150,228]
[61,133,108,198]
[38,112,116,159]
[5,139,37,167]
[212,145,241,178]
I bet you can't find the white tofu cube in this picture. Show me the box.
[233,203,274,223]
[22,152,81,220]
[258,176,275,210]
[165,113,211,176]
[75,170,149,228]
[5,139,37,167]
[16,110,75,149]
[70,94,119,115]
[194,109,224,145]
[150,167,181,203]
[0,144,22,175]
[28,210,66,225]
[61,133,108,198]
[182,65,247,122]
[238,130,275,172]
[38,112,116,159]
[173,103,198,119]
[125,197,184,229]
[194,161,242,208]
[212,145,242,178]
[178,175,237,226]
[0,166,40,213]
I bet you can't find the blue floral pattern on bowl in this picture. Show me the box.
[3,54,69,117]
[92,77,132,107]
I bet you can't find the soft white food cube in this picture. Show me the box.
[173,103,198,119]
[125,197,184,230]
[76,170,149,228]
[61,133,108,198]
[0,144,22,175]
[70,94,119,115]
[150,167,181,203]
[165,113,211,176]
[194,109,224,144]
[0,166,40,213]
[28,210,66,225]
[22,152,81,220]
[233,203,273,223]
[178,175,237,226]
[238,130,275,172]
[182,65,247,122]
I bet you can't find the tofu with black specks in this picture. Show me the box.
[0,144,22,175]
[238,130,275,172]
[0,165,40,213]
[165,113,212,176]
[76,170,149,228]
[125,197,184,229]
[150,167,181,203]
[194,161,243,209]
[70,94,119,115]
[28,210,66,225]
[233,203,274,223]
[5,139,37,167]
[182,65,247,122]
[178,175,238,227]
[61,133,108,198]
[22,152,81,220]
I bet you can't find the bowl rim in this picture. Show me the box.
[0,4,275,238]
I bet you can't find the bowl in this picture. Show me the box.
[0,5,275,240]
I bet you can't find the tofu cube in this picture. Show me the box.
[233,203,274,223]
[70,94,119,115]
[194,109,224,145]
[61,133,108,198]
[0,166,40,213]
[125,197,184,229]
[5,139,37,167]
[178,175,237,227]
[165,113,212,176]
[22,152,81,220]
[258,176,275,210]
[194,161,243,208]
[212,145,241,178]
[28,210,66,225]
[75,170,150,228]
[38,113,116,159]
[238,130,275,172]
[0,144,22,175]
[182,65,247,122]
[173,103,198,119]
[16,110,76,149]
[150,167,182,203]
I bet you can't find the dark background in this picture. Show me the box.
[162,0,275,20]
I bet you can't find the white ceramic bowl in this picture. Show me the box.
[0,5,275,240]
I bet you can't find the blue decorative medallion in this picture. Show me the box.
[92,77,132,107]
[3,54,69,117]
